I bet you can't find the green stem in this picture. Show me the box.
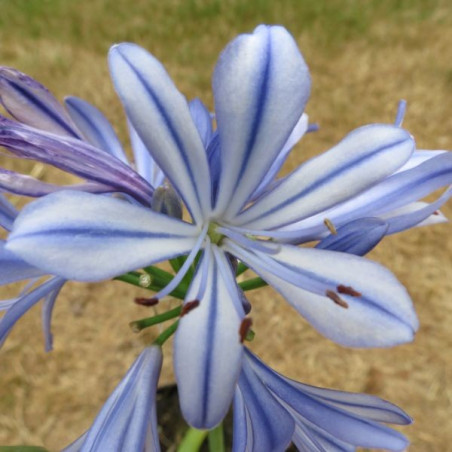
[235,261,248,276]
[177,427,208,452]
[153,320,179,346]
[130,306,182,332]
[208,423,225,452]
[239,276,268,291]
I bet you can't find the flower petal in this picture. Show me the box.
[0,277,64,348]
[65,96,128,164]
[79,347,162,452]
[174,244,244,429]
[108,43,212,222]
[42,279,66,352]
[0,117,154,205]
[225,240,417,347]
[232,356,295,452]
[0,194,18,231]
[0,67,80,137]
[189,97,213,148]
[234,124,414,229]
[7,191,199,281]
[315,218,388,256]
[213,25,311,218]
[0,239,45,284]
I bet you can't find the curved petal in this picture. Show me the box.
[224,240,417,347]
[0,277,64,348]
[234,124,414,229]
[315,218,388,256]
[0,67,80,137]
[0,240,46,284]
[213,25,311,218]
[0,194,17,231]
[7,191,199,281]
[42,278,66,352]
[64,96,128,163]
[174,244,244,429]
[79,347,162,452]
[189,97,213,148]
[108,43,212,222]
[0,117,154,205]
[232,356,295,452]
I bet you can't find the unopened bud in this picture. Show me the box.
[151,184,183,219]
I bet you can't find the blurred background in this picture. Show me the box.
[0,0,451,450]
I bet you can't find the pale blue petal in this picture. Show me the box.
[0,168,113,197]
[234,124,414,229]
[189,97,213,148]
[65,96,128,163]
[0,277,64,348]
[213,25,311,218]
[0,240,45,284]
[0,67,80,137]
[79,347,162,452]
[7,191,199,281]
[316,218,388,256]
[109,43,212,223]
[42,278,66,352]
[0,117,154,205]
[174,245,244,429]
[224,240,417,347]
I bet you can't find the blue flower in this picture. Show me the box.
[63,346,162,452]
[3,25,452,429]
[234,348,412,452]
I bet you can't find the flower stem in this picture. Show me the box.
[208,423,225,452]
[177,427,208,452]
[239,276,268,291]
[235,261,248,276]
[153,320,179,346]
[130,306,182,332]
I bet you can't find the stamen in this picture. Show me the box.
[324,218,337,235]
[337,285,361,297]
[239,317,253,343]
[139,274,152,288]
[180,300,200,317]
[134,297,159,307]
[394,99,407,127]
[326,290,349,309]
[194,241,211,302]
[217,226,281,254]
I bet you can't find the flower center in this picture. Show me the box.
[207,222,224,245]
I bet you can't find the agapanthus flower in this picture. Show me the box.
[234,348,411,452]
[2,25,452,430]
[63,346,162,452]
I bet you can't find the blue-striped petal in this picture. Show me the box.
[213,25,311,218]
[224,240,417,347]
[0,276,64,348]
[77,347,162,452]
[0,67,80,137]
[108,43,212,223]
[232,356,295,452]
[7,191,199,281]
[0,240,45,284]
[174,245,244,429]
[0,117,154,205]
[315,218,388,256]
[233,124,414,229]
[189,97,213,148]
[65,96,129,163]
[0,194,18,231]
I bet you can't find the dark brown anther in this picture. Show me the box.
[134,297,159,307]
[180,300,200,317]
[326,290,349,309]
[239,317,253,343]
[433,210,440,215]
[337,285,361,297]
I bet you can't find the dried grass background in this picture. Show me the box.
[0,1,451,450]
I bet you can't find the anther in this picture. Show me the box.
[134,297,159,307]
[326,290,349,309]
[239,317,253,343]
[138,274,152,288]
[324,218,337,235]
[337,285,361,297]
[180,300,200,317]
[433,210,440,215]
